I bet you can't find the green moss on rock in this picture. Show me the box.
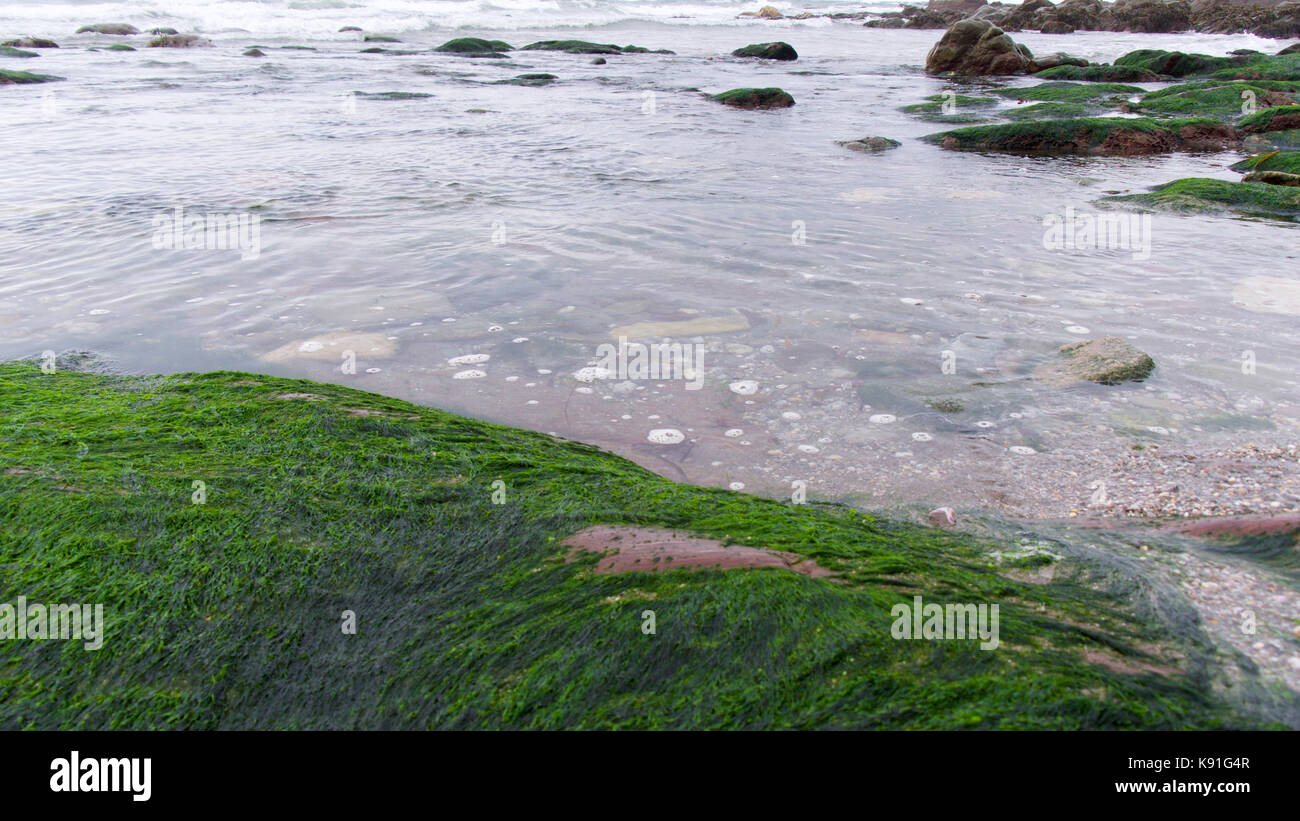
[0,68,63,83]
[0,362,1265,729]
[990,81,1143,103]
[522,40,623,55]
[1230,150,1300,174]
[1101,177,1300,220]
[711,87,795,109]
[1134,82,1300,120]
[0,45,39,58]
[1001,101,1088,120]
[902,94,999,123]
[924,116,1237,155]
[1034,64,1162,82]
[434,37,513,54]
[732,42,797,61]
[1239,104,1300,134]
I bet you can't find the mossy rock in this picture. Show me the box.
[619,45,674,54]
[1239,104,1300,134]
[836,136,901,152]
[0,362,1268,729]
[363,35,400,43]
[0,45,39,58]
[434,37,513,54]
[75,23,139,35]
[1134,81,1300,120]
[711,87,795,109]
[732,42,797,61]
[1245,128,1300,150]
[1242,169,1300,186]
[1001,101,1087,120]
[0,68,63,84]
[1034,64,1162,83]
[990,81,1143,103]
[1114,49,1261,78]
[105,43,136,52]
[495,73,558,86]
[1229,150,1300,174]
[1101,177,1300,220]
[924,116,1237,155]
[1207,54,1300,81]
[3,37,58,49]
[1036,337,1155,385]
[243,48,265,58]
[352,91,434,100]
[902,94,999,123]
[522,40,623,55]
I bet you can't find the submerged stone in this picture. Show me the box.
[732,42,798,61]
[75,23,139,35]
[434,37,514,54]
[1036,337,1155,385]
[3,37,58,49]
[924,116,1238,155]
[711,87,795,109]
[1101,177,1300,220]
[0,68,63,84]
[837,136,902,152]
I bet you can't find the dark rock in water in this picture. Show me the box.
[925,19,1034,75]
[1040,19,1077,33]
[0,45,40,58]
[150,28,179,36]
[106,43,136,51]
[837,136,902,152]
[522,39,623,54]
[1243,168,1300,185]
[711,87,795,109]
[3,37,58,48]
[619,45,675,54]
[497,73,558,86]
[339,26,363,33]
[1282,43,1300,56]
[1035,337,1155,385]
[353,91,434,99]
[0,68,64,83]
[149,34,208,48]
[925,116,1239,155]
[591,57,606,64]
[76,23,139,35]
[1114,48,1266,78]
[280,45,317,50]
[1110,0,1191,34]
[865,17,907,28]
[999,0,1056,31]
[358,47,387,53]
[434,37,514,54]
[243,48,266,57]
[732,41,798,60]
[364,35,400,42]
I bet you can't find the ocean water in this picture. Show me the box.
[2,2,1298,514]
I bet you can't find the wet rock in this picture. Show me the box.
[150,28,178,36]
[1000,0,1057,30]
[1041,19,1078,32]
[0,45,39,58]
[925,116,1238,155]
[243,48,266,57]
[591,57,606,64]
[496,73,558,86]
[1036,62,1162,81]
[748,5,784,19]
[732,41,798,60]
[434,37,513,54]
[149,34,209,48]
[1033,52,1089,70]
[1240,104,1300,132]
[339,26,363,33]
[1282,42,1300,55]
[925,19,1034,76]
[363,35,400,42]
[105,43,135,51]
[75,23,139,35]
[0,68,63,84]
[1036,336,1155,385]
[1104,177,1300,219]
[3,37,58,48]
[928,507,958,528]
[711,87,796,109]
[837,136,902,152]
[1111,0,1192,33]
[1243,168,1300,184]
[522,39,623,55]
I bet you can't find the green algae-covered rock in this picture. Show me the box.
[1133,81,1300,120]
[0,68,63,83]
[0,45,39,58]
[2,37,58,49]
[1115,49,1257,77]
[363,35,400,42]
[1035,337,1155,386]
[495,73,557,86]
[434,37,513,53]
[1239,104,1300,134]
[902,93,999,123]
[711,87,795,109]
[990,81,1143,103]
[1101,177,1300,219]
[522,39,623,55]
[1001,101,1087,120]
[0,361,1268,729]
[836,136,901,152]
[732,41,798,61]
[1242,169,1300,186]
[75,23,139,35]
[105,43,136,51]
[352,90,434,100]
[1230,150,1300,175]
[924,116,1237,155]
[925,19,1033,76]
[1034,64,1162,82]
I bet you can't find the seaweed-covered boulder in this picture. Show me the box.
[836,136,902,152]
[1003,101,1089,119]
[732,42,798,60]
[1240,103,1300,132]
[106,43,135,51]
[1134,81,1299,119]
[711,87,795,109]
[522,40,623,55]
[0,68,63,84]
[990,81,1143,102]
[903,93,1000,123]
[3,37,58,48]
[1101,177,1300,219]
[1035,63,1163,81]
[0,45,39,58]
[339,26,363,33]
[1115,48,1271,77]
[149,34,208,48]
[1041,19,1077,32]
[434,37,513,54]
[243,48,266,57]
[1033,53,1089,71]
[1035,337,1155,385]
[924,116,1239,154]
[496,73,558,86]
[150,28,178,36]
[925,20,1034,76]
[1230,150,1300,174]
[1243,168,1300,184]
[75,23,139,35]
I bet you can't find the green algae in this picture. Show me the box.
[711,87,795,109]
[902,94,998,124]
[1239,104,1300,133]
[434,37,514,54]
[990,81,1143,103]
[1101,177,1300,220]
[0,68,63,84]
[1135,82,1300,120]
[923,116,1231,155]
[0,362,1267,729]
[1230,150,1300,174]
[1001,102,1088,121]
[1034,64,1162,83]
